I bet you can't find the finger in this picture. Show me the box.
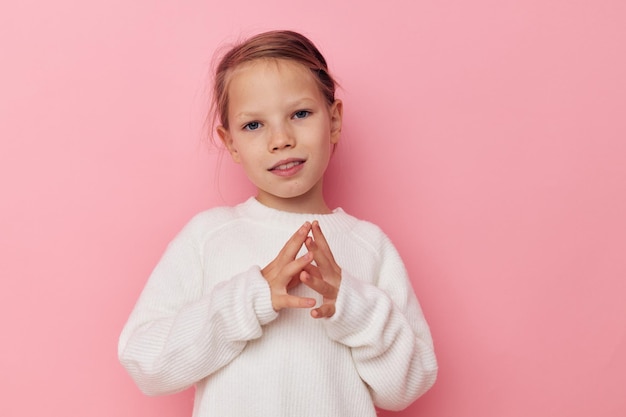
[304,236,331,268]
[304,237,320,263]
[277,252,313,283]
[305,230,339,282]
[300,268,338,299]
[311,221,337,263]
[278,222,312,261]
[304,236,315,252]
[274,293,316,311]
[311,303,336,319]
[262,223,311,282]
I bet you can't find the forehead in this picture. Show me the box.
[226,59,323,104]
[229,57,313,82]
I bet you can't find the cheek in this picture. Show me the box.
[235,142,265,164]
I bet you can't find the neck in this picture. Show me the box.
[255,186,332,214]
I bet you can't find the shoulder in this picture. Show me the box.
[187,205,240,228]
[173,203,246,244]
[333,210,395,256]
[330,211,408,284]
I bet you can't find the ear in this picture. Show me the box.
[329,99,343,145]
[217,125,241,163]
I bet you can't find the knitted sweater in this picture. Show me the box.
[118,198,437,416]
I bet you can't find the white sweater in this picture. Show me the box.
[118,198,437,416]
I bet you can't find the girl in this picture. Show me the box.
[119,30,437,416]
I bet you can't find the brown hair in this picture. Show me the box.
[210,30,338,134]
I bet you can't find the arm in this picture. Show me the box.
[118,224,278,396]
[302,223,437,410]
[324,266,437,410]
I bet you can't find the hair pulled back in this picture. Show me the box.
[211,30,337,132]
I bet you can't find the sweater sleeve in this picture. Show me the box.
[118,223,278,396]
[322,236,438,411]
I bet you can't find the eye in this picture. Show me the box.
[293,110,310,119]
[243,121,261,131]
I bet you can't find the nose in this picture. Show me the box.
[268,124,295,152]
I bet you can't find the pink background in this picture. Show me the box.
[1,1,625,416]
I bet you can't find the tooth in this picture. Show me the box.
[274,161,301,170]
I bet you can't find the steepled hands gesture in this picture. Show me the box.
[261,221,341,318]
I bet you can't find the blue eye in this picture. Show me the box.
[293,110,310,119]
[244,121,261,131]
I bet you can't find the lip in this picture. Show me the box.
[268,158,306,177]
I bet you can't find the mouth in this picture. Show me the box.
[268,158,305,172]
[268,158,306,177]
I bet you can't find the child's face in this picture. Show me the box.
[218,59,342,212]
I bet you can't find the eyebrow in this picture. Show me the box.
[232,98,319,122]
[233,111,262,121]
[285,97,318,108]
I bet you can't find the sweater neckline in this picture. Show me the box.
[237,197,350,230]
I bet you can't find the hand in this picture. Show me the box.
[301,221,342,319]
[261,222,317,312]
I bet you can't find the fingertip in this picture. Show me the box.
[311,305,335,319]
[300,270,309,282]
[299,222,311,234]
[312,221,325,238]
